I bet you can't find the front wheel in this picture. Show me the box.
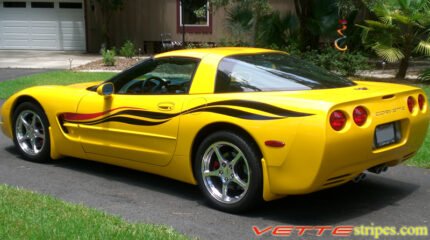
[12,102,51,163]
[194,131,262,213]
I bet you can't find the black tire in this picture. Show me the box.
[194,131,263,213]
[12,102,51,163]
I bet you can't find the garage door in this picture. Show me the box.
[0,0,86,51]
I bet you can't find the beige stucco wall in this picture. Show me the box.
[85,0,295,53]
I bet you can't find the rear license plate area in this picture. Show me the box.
[374,122,401,149]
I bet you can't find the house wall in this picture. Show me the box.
[85,0,295,53]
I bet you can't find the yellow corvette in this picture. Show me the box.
[1,48,429,212]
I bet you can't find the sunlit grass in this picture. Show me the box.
[0,184,189,240]
[0,71,115,99]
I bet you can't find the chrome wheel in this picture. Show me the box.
[201,141,250,204]
[15,110,46,156]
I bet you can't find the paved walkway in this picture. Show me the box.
[0,69,52,82]
[0,50,100,69]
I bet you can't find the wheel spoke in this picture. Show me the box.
[30,137,37,152]
[212,145,225,163]
[233,175,248,190]
[35,130,45,139]
[20,115,31,129]
[203,169,220,177]
[230,152,243,167]
[221,182,229,201]
[18,135,30,143]
[31,114,37,128]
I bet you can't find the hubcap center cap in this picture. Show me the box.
[222,165,232,177]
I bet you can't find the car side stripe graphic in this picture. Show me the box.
[206,100,312,117]
[61,100,313,126]
[62,107,143,121]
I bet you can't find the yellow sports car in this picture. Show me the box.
[1,48,429,212]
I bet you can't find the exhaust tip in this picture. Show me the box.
[368,164,388,174]
[353,173,366,183]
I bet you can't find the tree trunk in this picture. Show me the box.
[252,14,259,46]
[294,0,319,51]
[396,57,409,79]
[396,37,413,79]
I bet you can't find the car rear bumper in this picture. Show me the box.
[264,102,429,198]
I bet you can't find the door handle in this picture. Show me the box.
[157,102,175,111]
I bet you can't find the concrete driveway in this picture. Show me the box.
[0,50,99,69]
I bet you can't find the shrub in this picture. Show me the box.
[297,47,370,76]
[185,42,216,49]
[119,40,136,58]
[101,48,116,66]
[419,68,430,82]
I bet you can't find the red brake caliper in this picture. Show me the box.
[212,160,220,170]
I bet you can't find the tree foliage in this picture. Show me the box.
[357,0,430,78]
[211,0,271,45]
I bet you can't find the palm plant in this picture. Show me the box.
[357,0,430,79]
[212,0,271,46]
[419,68,430,82]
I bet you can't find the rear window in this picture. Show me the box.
[215,53,356,93]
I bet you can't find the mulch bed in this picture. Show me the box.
[73,57,146,71]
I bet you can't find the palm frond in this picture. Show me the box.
[372,43,405,62]
[364,20,392,29]
[356,24,371,42]
[398,0,411,11]
[419,68,430,82]
[391,12,412,25]
[415,40,430,56]
[379,16,392,25]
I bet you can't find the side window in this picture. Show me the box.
[215,58,264,93]
[116,58,198,95]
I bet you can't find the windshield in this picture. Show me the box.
[215,53,356,93]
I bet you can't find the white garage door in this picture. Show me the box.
[0,0,86,51]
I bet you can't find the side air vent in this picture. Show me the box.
[382,94,395,100]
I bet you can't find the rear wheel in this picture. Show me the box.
[195,131,262,213]
[12,102,51,163]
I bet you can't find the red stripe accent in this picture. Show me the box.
[62,107,141,121]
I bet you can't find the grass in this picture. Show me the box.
[0,184,189,240]
[0,71,116,99]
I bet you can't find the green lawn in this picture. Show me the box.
[0,184,189,240]
[0,71,116,99]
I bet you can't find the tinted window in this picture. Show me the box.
[3,2,26,8]
[180,0,209,26]
[215,53,356,93]
[59,2,82,9]
[31,2,54,8]
[111,58,199,95]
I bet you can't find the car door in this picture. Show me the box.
[75,57,200,166]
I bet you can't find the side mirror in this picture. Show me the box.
[96,83,114,97]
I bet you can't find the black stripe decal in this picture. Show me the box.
[65,100,313,126]
[195,107,282,120]
[207,100,312,117]
[85,116,168,126]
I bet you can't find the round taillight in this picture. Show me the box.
[407,96,416,113]
[353,106,367,126]
[418,94,425,110]
[330,110,346,131]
